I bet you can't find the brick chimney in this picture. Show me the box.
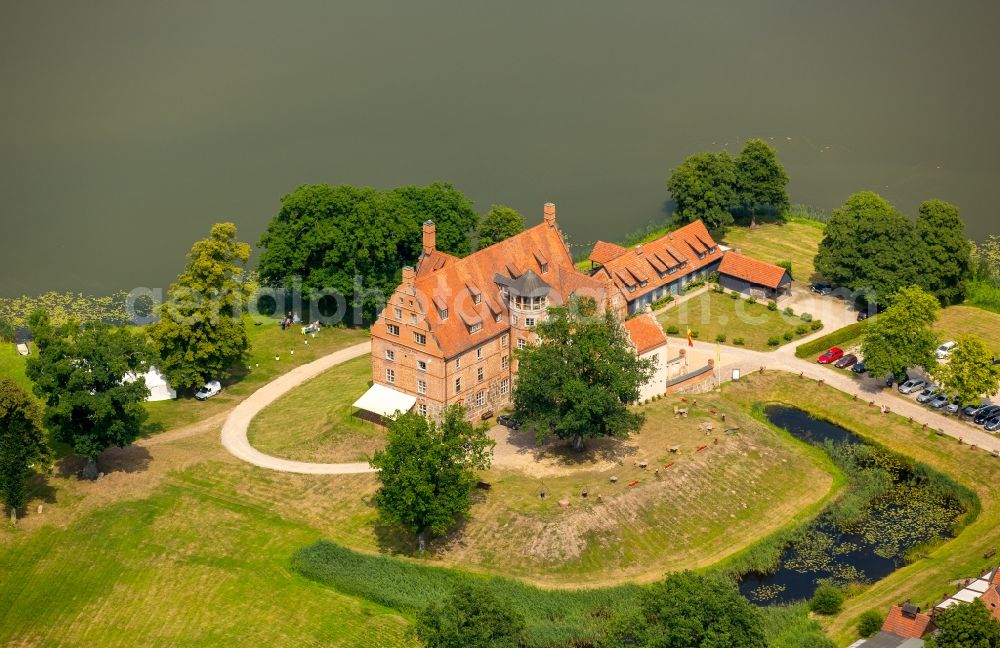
[402,266,416,286]
[543,202,556,227]
[422,220,436,256]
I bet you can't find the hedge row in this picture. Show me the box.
[794,320,869,358]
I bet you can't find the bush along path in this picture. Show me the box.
[220,341,377,474]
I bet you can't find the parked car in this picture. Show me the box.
[935,341,957,359]
[985,415,1000,432]
[928,393,950,409]
[817,347,844,364]
[915,387,940,404]
[945,400,961,415]
[194,380,222,401]
[898,379,928,395]
[834,353,858,369]
[497,414,520,430]
[811,283,833,295]
[974,405,1000,425]
[962,402,992,418]
[851,361,867,374]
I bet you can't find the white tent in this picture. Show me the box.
[123,366,177,402]
[352,384,416,417]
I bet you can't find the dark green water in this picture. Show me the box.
[1,1,998,295]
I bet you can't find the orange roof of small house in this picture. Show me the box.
[376,215,612,359]
[976,568,1000,621]
[625,313,667,354]
[718,252,790,290]
[881,605,936,639]
[589,240,629,265]
[591,220,722,301]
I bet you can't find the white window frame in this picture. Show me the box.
[385,349,395,361]
[385,368,395,384]
[417,379,427,395]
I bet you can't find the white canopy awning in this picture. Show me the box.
[352,384,417,417]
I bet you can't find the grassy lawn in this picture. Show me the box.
[934,304,1000,356]
[0,343,33,396]
[141,317,369,435]
[658,290,817,351]
[247,355,382,462]
[722,371,1000,646]
[0,481,412,647]
[722,218,825,283]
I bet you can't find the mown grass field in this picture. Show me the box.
[0,342,33,396]
[722,372,1000,646]
[934,304,1000,356]
[247,354,381,462]
[722,218,825,283]
[658,290,816,351]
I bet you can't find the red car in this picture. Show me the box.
[817,347,845,364]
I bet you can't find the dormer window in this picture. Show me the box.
[494,313,502,323]
[639,280,648,288]
[473,294,481,305]
[540,262,548,274]
[668,266,677,275]
[439,308,448,320]
[709,246,717,254]
[469,322,482,334]
[628,285,637,293]
[697,252,706,260]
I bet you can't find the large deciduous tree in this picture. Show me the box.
[150,222,251,391]
[0,378,49,522]
[513,296,654,451]
[667,152,739,234]
[814,192,925,306]
[926,599,1000,648]
[933,334,1000,405]
[415,583,526,648]
[917,199,972,305]
[370,405,493,552]
[599,571,767,648]
[475,205,525,249]
[26,311,151,479]
[861,285,940,380]
[388,182,478,258]
[735,139,790,223]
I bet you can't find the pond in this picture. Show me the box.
[737,405,965,605]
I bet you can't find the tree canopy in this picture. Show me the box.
[513,296,654,451]
[933,334,1000,405]
[926,599,1000,648]
[369,405,493,551]
[735,139,790,222]
[26,311,151,478]
[476,205,525,249]
[917,199,972,304]
[600,571,767,648]
[149,222,251,391]
[861,285,940,380]
[814,192,925,306]
[0,377,49,521]
[256,183,476,323]
[667,152,739,234]
[415,583,526,648]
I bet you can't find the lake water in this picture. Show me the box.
[738,405,963,605]
[1,2,998,296]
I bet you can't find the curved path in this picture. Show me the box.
[220,341,377,474]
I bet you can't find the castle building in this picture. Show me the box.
[358,203,623,421]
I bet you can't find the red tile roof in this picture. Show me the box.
[589,240,629,265]
[376,216,613,358]
[591,220,722,301]
[881,605,936,639]
[625,314,667,354]
[718,252,790,290]
[976,569,1000,621]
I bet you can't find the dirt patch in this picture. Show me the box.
[489,425,639,477]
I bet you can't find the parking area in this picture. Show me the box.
[784,286,858,331]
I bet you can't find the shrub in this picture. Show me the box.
[706,271,720,284]
[666,324,679,335]
[858,609,884,638]
[782,331,794,342]
[783,306,794,316]
[683,279,706,293]
[795,320,870,358]
[767,336,781,347]
[767,301,778,311]
[0,316,13,342]
[795,324,809,335]
[745,296,757,305]
[713,283,724,293]
[715,333,727,343]
[651,295,674,311]
[733,337,745,346]
[809,584,844,615]
[799,312,813,322]
[691,330,700,339]
[730,292,740,300]
[810,320,824,331]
